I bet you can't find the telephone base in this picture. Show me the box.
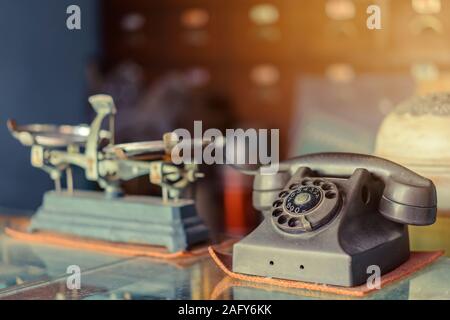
[232,219,410,287]
[29,190,209,252]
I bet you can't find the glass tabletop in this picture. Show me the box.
[0,216,449,300]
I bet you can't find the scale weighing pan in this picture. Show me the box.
[7,119,110,148]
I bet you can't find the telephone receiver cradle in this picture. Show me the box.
[232,153,437,287]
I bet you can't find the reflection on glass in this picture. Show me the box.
[180,8,210,29]
[325,0,356,21]
[121,13,146,32]
[250,64,280,86]
[325,63,355,84]
[249,4,280,25]
[412,0,441,15]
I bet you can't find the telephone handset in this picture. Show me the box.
[254,153,437,227]
[233,153,437,287]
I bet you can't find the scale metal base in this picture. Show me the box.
[29,190,209,253]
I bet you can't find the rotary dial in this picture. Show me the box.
[271,178,340,234]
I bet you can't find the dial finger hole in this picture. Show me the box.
[278,215,288,224]
[272,208,283,217]
[325,191,337,199]
[313,180,322,186]
[279,191,289,198]
[288,218,300,227]
[321,183,332,191]
[273,199,283,207]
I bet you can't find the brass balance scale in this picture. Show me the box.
[7,95,209,252]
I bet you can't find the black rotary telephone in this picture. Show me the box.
[232,153,437,287]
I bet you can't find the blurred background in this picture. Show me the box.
[0,0,449,246]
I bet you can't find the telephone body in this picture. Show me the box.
[232,153,437,287]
